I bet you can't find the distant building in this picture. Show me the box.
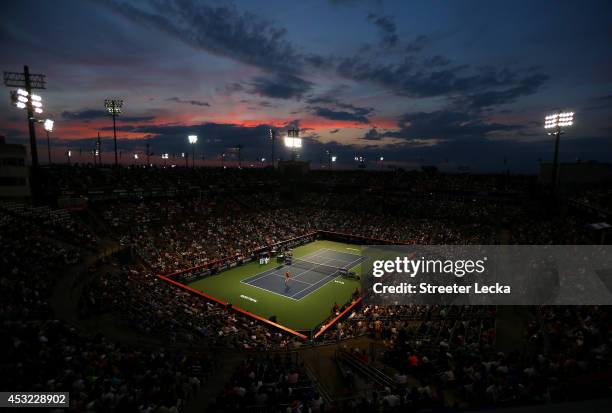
[539,161,611,188]
[0,136,31,200]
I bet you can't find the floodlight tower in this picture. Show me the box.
[268,128,276,168]
[188,135,198,168]
[104,99,123,167]
[325,149,330,169]
[284,128,301,161]
[43,119,54,164]
[4,66,46,169]
[544,111,574,194]
[236,144,243,168]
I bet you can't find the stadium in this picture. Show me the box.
[2,1,612,412]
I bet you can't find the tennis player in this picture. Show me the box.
[284,271,290,286]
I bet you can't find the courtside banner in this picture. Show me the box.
[360,245,612,305]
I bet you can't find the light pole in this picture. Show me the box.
[94,132,102,166]
[221,153,226,168]
[104,99,123,167]
[43,119,54,164]
[354,155,365,168]
[236,144,243,168]
[545,112,574,195]
[146,142,151,166]
[188,135,198,168]
[269,128,276,168]
[379,156,384,169]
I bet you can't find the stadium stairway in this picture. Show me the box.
[299,337,378,399]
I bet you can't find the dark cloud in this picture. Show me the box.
[99,125,138,132]
[456,73,549,110]
[312,107,370,124]
[329,129,340,134]
[585,94,612,111]
[259,101,277,108]
[219,82,245,96]
[363,128,383,140]
[122,115,157,122]
[405,35,429,53]
[106,0,302,74]
[424,55,451,67]
[366,13,398,48]
[395,110,522,140]
[361,110,522,144]
[61,110,155,123]
[306,93,374,123]
[593,94,612,101]
[61,109,107,121]
[249,73,313,99]
[166,97,210,107]
[337,56,549,109]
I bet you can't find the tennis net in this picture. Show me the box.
[289,258,341,275]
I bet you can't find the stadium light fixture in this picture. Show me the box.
[545,112,574,129]
[545,111,575,196]
[188,135,197,168]
[284,137,302,148]
[43,119,54,165]
[284,128,301,160]
[43,119,54,132]
[104,99,123,167]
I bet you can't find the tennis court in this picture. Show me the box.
[241,248,365,300]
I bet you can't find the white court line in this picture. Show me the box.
[271,274,313,286]
[244,261,318,292]
[291,272,342,299]
[320,247,362,258]
[344,255,366,270]
[290,271,338,298]
[244,267,281,284]
[240,247,364,301]
[239,279,300,301]
[318,248,365,269]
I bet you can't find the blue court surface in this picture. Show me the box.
[241,248,365,300]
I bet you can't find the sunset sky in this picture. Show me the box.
[1,0,611,171]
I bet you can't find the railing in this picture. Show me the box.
[335,348,395,388]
